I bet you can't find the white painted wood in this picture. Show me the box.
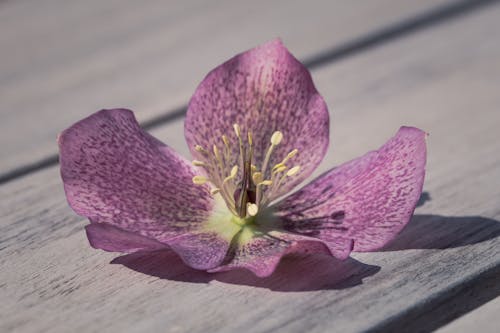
[1,3,500,333]
[0,0,458,176]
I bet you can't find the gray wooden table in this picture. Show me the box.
[1,1,499,332]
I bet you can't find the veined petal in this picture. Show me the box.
[59,109,239,269]
[185,39,329,199]
[209,229,352,278]
[275,127,427,252]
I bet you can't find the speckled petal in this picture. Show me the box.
[209,230,352,277]
[185,39,329,199]
[59,109,232,269]
[167,232,232,270]
[275,127,427,252]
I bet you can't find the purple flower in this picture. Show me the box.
[59,40,426,278]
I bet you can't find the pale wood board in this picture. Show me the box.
[436,297,500,333]
[0,0,460,177]
[1,3,500,333]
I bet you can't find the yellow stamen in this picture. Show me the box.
[270,131,283,146]
[256,130,285,204]
[192,160,205,167]
[247,203,259,217]
[287,149,298,158]
[273,165,287,174]
[286,166,301,176]
[195,145,208,154]
[230,165,238,177]
[193,125,299,217]
[221,135,231,172]
[222,135,230,148]
[233,124,241,137]
[282,149,299,164]
[213,144,223,165]
[252,172,263,184]
[274,149,299,168]
[224,165,238,183]
[272,162,286,171]
[234,123,245,169]
[213,144,220,157]
[192,176,208,185]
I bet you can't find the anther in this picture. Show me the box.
[252,172,263,184]
[192,160,205,167]
[287,149,298,159]
[213,144,220,157]
[192,176,208,185]
[272,163,286,171]
[224,165,238,183]
[210,188,220,195]
[277,149,298,167]
[258,180,272,186]
[247,203,259,217]
[230,165,238,178]
[270,131,283,145]
[195,145,208,154]
[233,124,241,137]
[222,135,230,147]
[274,165,287,174]
[286,166,301,176]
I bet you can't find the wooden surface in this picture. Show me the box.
[0,0,466,180]
[1,1,499,332]
[436,297,500,333]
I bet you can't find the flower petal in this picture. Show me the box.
[185,39,329,199]
[85,222,167,253]
[209,229,353,278]
[275,126,427,252]
[59,109,237,269]
[167,231,233,270]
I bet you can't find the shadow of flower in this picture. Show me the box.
[416,191,431,207]
[382,214,500,251]
[112,250,380,292]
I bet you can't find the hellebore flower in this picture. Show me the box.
[59,40,426,277]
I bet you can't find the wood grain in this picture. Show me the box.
[0,0,460,178]
[1,2,500,333]
[436,297,500,333]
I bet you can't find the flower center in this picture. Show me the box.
[192,124,300,219]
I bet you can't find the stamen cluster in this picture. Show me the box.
[192,124,300,218]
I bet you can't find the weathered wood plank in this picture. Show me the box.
[1,4,500,333]
[0,0,464,178]
[436,297,500,333]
